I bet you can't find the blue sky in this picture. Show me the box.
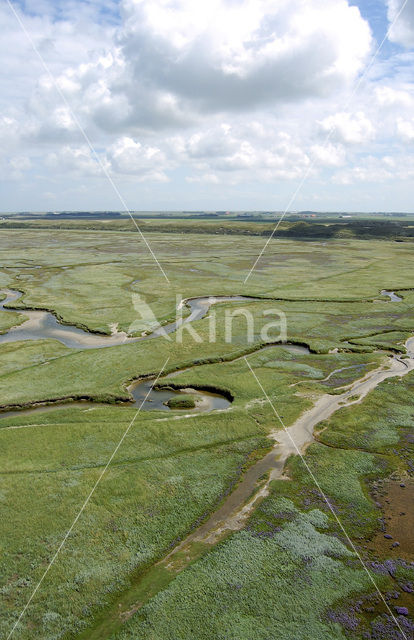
[0,0,414,212]
[352,0,390,42]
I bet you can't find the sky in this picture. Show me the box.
[0,0,414,212]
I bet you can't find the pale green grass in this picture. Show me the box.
[0,227,413,640]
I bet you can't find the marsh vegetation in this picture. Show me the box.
[0,222,413,640]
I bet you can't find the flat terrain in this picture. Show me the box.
[0,224,413,640]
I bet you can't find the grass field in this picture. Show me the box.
[113,371,414,640]
[1,228,414,334]
[0,224,413,639]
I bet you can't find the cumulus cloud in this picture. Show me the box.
[396,117,414,142]
[17,0,372,138]
[318,111,375,144]
[387,0,414,48]
[310,143,346,167]
[108,136,170,181]
[115,0,372,121]
[1,0,414,210]
[180,125,315,184]
[333,154,414,185]
[375,85,414,108]
[46,145,103,176]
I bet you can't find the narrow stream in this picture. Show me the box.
[0,290,261,349]
[0,286,404,421]
[381,290,402,302]
[0,342,311,421]
[0,289,308,419]
[1,288,402,350]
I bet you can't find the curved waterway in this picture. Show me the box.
[0,288,402,350]
[0,290,261,349]
[0,342,311,421]
[0,289,308,419]
[0,286,404,422]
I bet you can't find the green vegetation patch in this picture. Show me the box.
[0,339,72,377]
[112,500,370,640]
[109,371,414,640]
[0,309,28,334]
[0,404,270,639]
[349,331,410,352]
[165,394,196,409]
[318,372,414,455]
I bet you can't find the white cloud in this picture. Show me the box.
[46,145,103,176]
[14,0,371,140]
[375,85,414,108]
[108,136,169,181]
[181,125,314,183]
[318,111,375,144]
[310,143,346,167]
[115,0,372,120]
[387,0,414,48]
[396,117,414,142]
[333,154,414,185]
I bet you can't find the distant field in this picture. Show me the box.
[2,215,414,240]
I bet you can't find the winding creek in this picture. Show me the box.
[0,290,262,416]
[1,286,413,638]
[0,287,408,425]
[0,290,261,349]
[0,289,309,418]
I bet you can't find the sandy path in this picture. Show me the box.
[165,337,414,555]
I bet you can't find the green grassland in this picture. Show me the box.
[0,292,28,334]
[0,407,269,639]
[0,310,27,334]
[0,224,413,639]
[113,371,414,640]
[0,346,377,636]
[1,228,414,335]
[0,340,71,377]
[0,293,409,408]
[0,346,388,638]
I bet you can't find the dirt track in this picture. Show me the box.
[166,337,414,552]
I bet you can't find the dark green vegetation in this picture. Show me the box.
[0,222,413,639]
[2,216,414,240]
[164,394,196,409]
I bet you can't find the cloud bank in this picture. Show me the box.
[0,0,413,210]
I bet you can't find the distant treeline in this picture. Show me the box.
[1,218,414,240]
